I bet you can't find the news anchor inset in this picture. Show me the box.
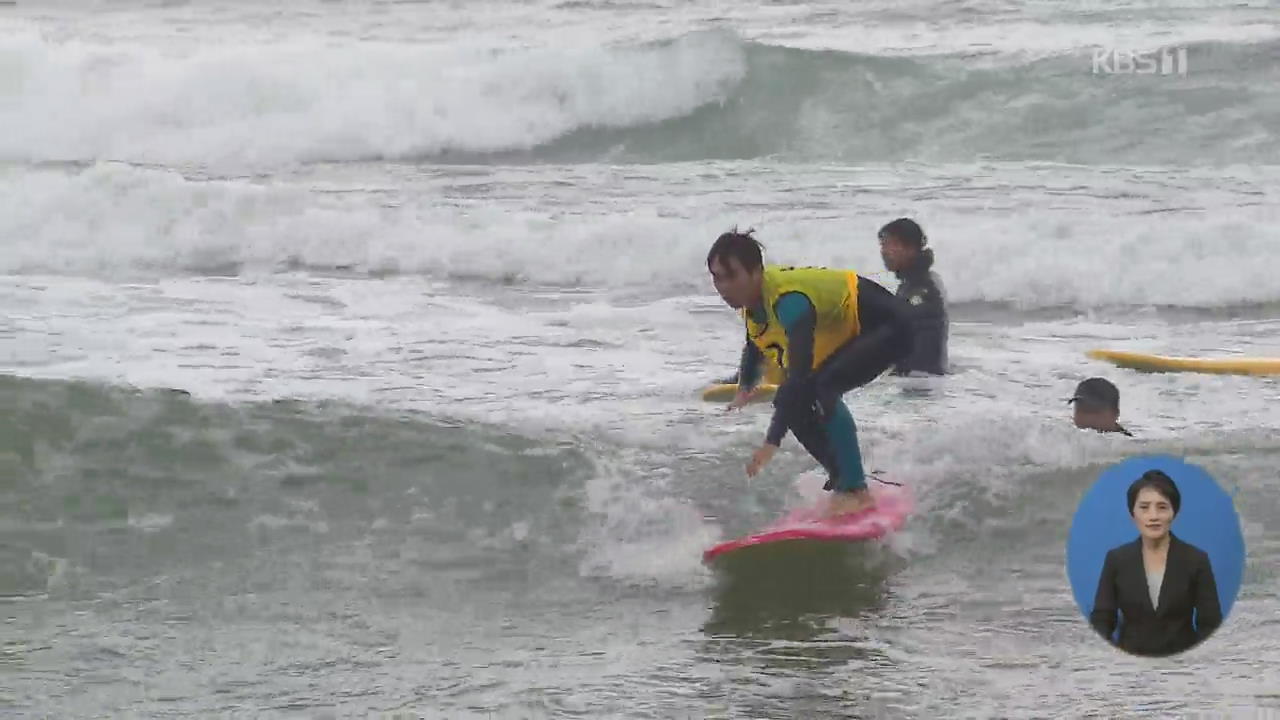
[1066,455,1245,658]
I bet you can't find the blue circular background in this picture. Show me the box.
[1066,454,1245,629]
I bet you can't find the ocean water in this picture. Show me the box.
[2,1,1279,717]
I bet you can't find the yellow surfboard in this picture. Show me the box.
[700,383,779,403]
[703,358,784,403]
[1087,349,1280,376]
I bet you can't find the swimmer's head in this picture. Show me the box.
[1068,377,1122,432]
[708,228,765,310]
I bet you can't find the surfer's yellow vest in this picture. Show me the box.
[744,265,861,377]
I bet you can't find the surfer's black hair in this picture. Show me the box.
[1127,470,1181,516]
[879,217,934,271]
[707,227,764,274]
[878,218,926,248]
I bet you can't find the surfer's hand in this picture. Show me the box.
[727,389,753,411]
[746,443,778,477]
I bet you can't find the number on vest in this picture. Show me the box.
[765,342,785,369]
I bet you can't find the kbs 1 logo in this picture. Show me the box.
[1091,46,1189,76]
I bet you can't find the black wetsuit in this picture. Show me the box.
[737,276,913,491]
[891,252,949,376]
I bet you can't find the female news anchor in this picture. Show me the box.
[1089,470,1223,656]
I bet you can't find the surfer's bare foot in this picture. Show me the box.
[825,490,875,518]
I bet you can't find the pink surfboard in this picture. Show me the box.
[703,483,913,564]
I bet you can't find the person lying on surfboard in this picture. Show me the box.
[707,228,914,518]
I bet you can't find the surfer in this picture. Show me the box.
[878,218,948,376]
[1068,377,1133,436]
[708,229,913,517]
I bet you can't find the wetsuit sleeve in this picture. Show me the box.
[1089,549,1120,644]
[737,337,763,390]
[764,292,815,446]
[892,272,947,375]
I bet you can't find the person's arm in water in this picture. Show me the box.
[763,292,817,446]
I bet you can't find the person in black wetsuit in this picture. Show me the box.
[878,218,949,376]
[708,229,914,516]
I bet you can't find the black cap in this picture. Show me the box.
[1067,377,1120,411]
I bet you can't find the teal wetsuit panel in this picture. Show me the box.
[771,293,867,492]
